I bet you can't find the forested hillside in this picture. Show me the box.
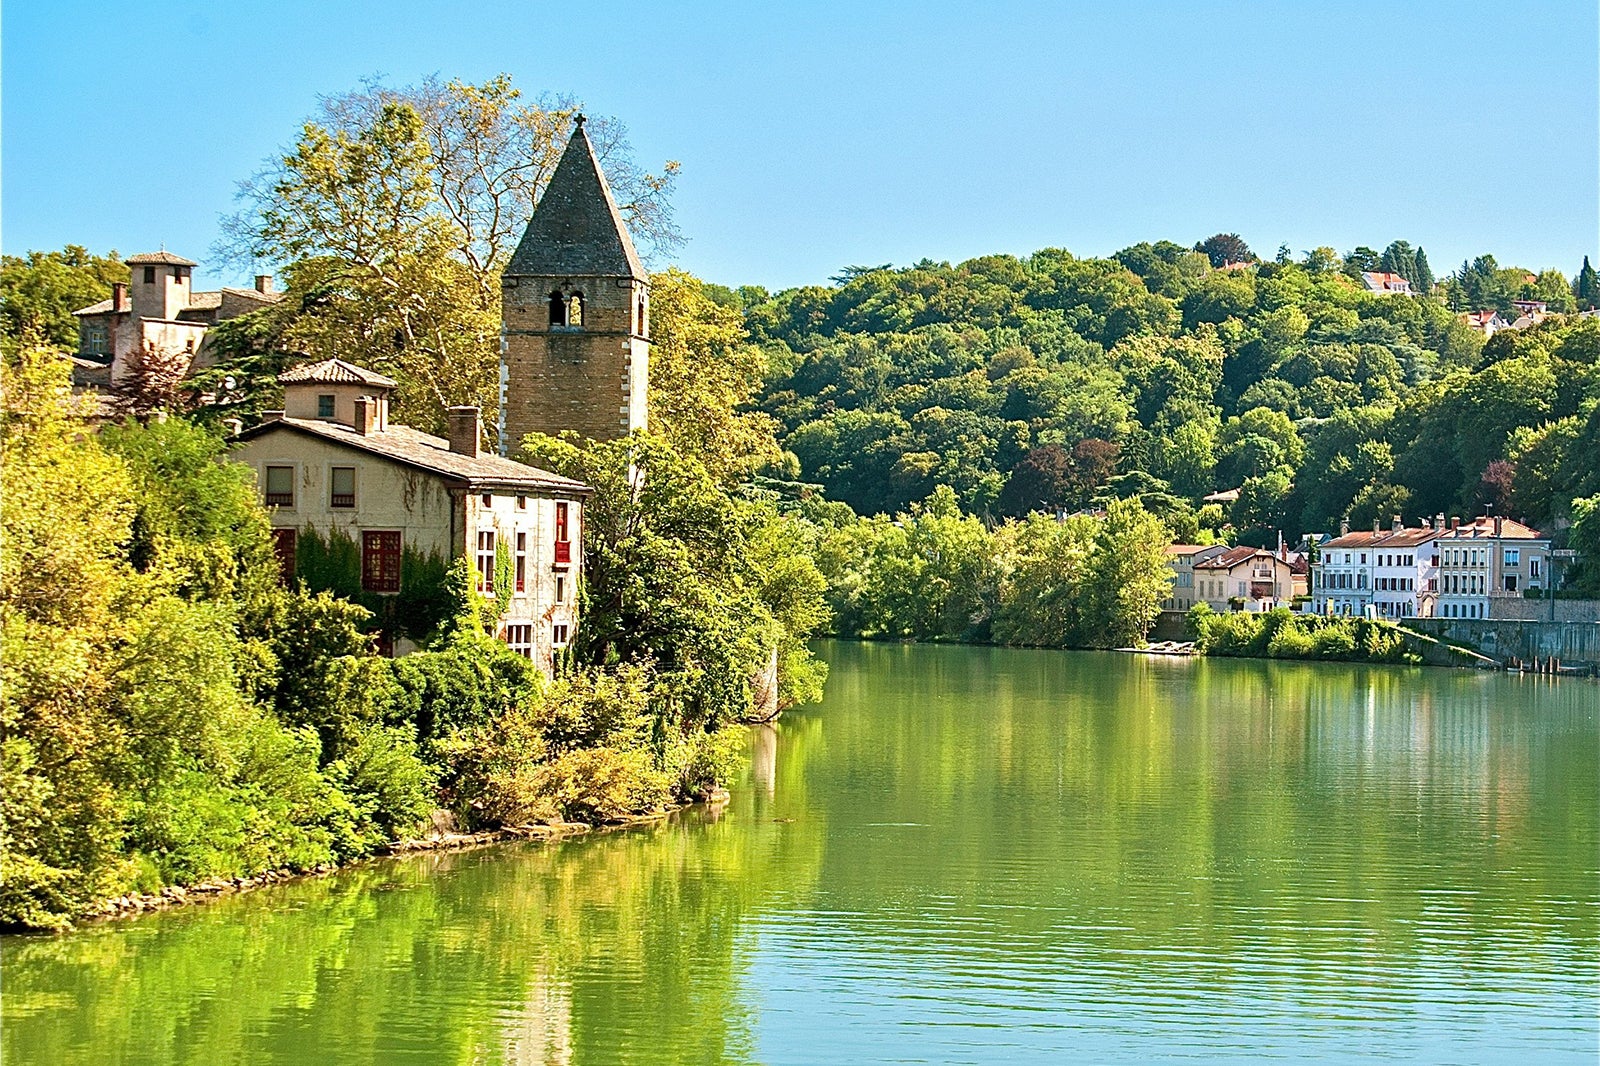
[725,241,1600,544]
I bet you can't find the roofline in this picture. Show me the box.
[231,420,592,494]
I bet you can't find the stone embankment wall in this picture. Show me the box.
[1484,598,1600,623]
[1407,618,1600,667]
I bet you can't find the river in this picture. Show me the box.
[4,642,1597,1064]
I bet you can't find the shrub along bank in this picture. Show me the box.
[1188,604,1420,664]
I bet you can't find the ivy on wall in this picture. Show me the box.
[293,527,460,643]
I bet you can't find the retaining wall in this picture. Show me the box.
[1407,618,1600,666]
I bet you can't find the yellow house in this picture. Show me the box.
[230,358,588,667]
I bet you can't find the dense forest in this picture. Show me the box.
[710,242,1599,547]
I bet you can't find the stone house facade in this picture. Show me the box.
[72,251,281,387]
[1435,516,1550,620]
[1193,546,1298,612]
[230,359,589,667]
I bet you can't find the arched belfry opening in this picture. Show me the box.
[567,292,583,327]
[548,290,567,327]
[548,290,585,329]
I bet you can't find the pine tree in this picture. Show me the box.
[1413,246,1435,296]
[1575,255,1600,311]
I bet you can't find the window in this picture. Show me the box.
[482,493,493,508]
[330,466,356,508]
[637,295,647,336]
[361,531,401,592]
[516,495,527,510]
[83,323,108,355]
[504,623,534,659]
[317,394,336,418]
[264,465,294,507]
[553,623,570,647]
[567,293,583,327]
[515,532,527,593]
[271,528,297,582]
[476,530,496,593]
[1530,559,1541,578]
[143,266,156,284]
[555,574,566,603]
[1504,575,1518,592]
[549,291,568,327]
[1503,548,1520,566]
[554,501,571,564]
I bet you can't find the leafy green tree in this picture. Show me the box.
[1195,233,1254,268]
[0,247,127,350]
[1082,497,1173,647]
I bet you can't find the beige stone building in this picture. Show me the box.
[1193,546,1298,612]
[231,358,588,666]
[72,251,281,388]
[499,115,650,452]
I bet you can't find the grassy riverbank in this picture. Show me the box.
[1186,605,1420,664]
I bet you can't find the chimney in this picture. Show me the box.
[223,418,243,437]
[447,406,480,456]
[262,410,284,423]
[353,396,375,436]
[1494,515,1504,536]
[1436,513,1446,531]
[1451,517,1460,531]
[255,274,273,295]
[111,282,127,312]
[1392,514,1403,532]
[1340,516,1350,537]
[1372,518,1381,534]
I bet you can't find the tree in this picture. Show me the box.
[1573,256,1599,311]
[0,247,127,350]
[1473,459,1517,516]
[1570,495,1600,594]
[997,444,1074,516]
[1412,246,1435,295]
[1195,233,1254,268]
[647,269,779,482]
[1082,497,1173,647]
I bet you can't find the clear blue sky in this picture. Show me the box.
[4,1,1596,291]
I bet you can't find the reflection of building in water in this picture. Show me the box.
[499,970,572,1066]
[751,723,778,797]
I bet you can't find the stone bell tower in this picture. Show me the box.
[499,116,650,454]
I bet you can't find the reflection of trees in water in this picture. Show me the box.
[3,782,829,1066]
[801,642,1598,995]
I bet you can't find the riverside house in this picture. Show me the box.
[1435,516,1550,620]
[1311,517,1446,620]
[1163,544,1226,611]
[230,358,589,667]
[1192,546,1298,612]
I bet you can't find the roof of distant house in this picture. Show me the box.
[1438,517,1545,540]
[1194,545,1278,570]
[126,251,198,266]
[234,416,589,493]
[1361,271,1411,290]
[278,358,399,389]
[1202,488,1240,503]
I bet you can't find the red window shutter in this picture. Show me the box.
[362,531,402,592]
[271,529,297,583]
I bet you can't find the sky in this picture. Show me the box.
[4,1,1597,292]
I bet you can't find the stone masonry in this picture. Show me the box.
[500,116,650,453]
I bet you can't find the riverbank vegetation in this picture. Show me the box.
[1188,606,1418,664]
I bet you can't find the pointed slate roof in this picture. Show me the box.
[506,118,646,280]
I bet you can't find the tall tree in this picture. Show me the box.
[1575,256,1600,311]
[1412,246,1435,295]
[0,247,127,350]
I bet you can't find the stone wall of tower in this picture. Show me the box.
[499,275,649,453]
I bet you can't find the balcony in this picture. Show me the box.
[331,493,355,509]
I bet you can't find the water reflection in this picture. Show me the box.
[4,643,1596,1065]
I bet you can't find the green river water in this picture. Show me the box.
[4,642,1597,1064]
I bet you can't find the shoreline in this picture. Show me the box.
[16,790,730,935]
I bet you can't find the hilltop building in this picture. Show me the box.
[499,115,650,453]
[230,358,589,666]
[72,251,281,386]
[1361,271,1413,295]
